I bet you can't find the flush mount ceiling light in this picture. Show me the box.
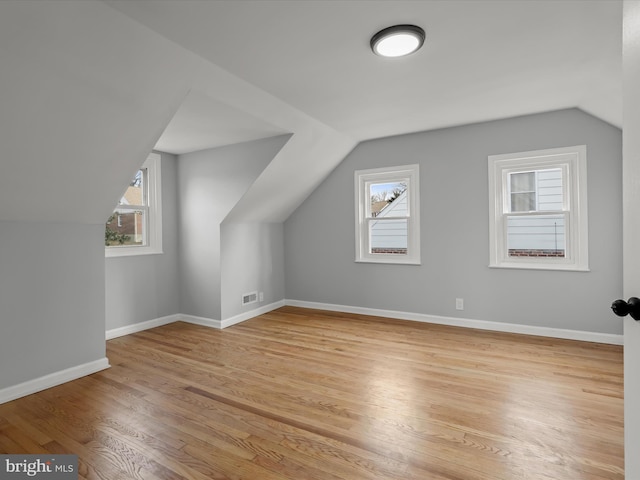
[370,24,425,58]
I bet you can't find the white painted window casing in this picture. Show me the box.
[354,164,420,265]
[105,152,163,257]
[488,145,588,271]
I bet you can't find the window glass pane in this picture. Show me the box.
[105,209,145,246]
[510,172,535,212]
[506,213,565,258]
[369,218,407,254]
[119,169,145,206]
[510,172,535,192]
[105,153,162,256]
[510,192,535,212]
[536,168,563,212]
[369,181,408,217]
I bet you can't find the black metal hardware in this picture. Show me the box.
[611,297,640,320]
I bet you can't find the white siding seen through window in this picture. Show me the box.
[488,146,588,271]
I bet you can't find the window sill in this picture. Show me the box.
[105,247,163,258]
[355,258,421,266]
[489,262,589,272]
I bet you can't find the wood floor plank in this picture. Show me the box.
[0,306,623,479]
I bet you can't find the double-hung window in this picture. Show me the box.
[488,145,588,271]
[105,152,162,257]
[355,164,420,264]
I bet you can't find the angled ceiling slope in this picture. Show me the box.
[0,0,355,224]
[104,0,360,223]
[107,0,622,144]
[0,0,197,224]
[104,0,622,222]
[155,90,289,155]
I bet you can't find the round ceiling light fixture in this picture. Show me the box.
[370,24,425,58]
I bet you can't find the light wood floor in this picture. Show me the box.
[0,306,624,479]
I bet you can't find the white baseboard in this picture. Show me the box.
[179,300,285,329]
[179,314,222,329]
[221,300,285,328]
[105,301,286,340]
[0,357,110,405]
[285,299,623,345]
[106,314,181,340]
[4,299,619,406]
[107,300,623,345]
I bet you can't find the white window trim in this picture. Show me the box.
[354,164,420,265]
[488,145,589,271]
[106,152,163,258]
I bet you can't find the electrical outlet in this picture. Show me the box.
[259,291,264,302]
[455,298,464,310]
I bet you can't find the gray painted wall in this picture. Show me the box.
[221,222,285,319]
[105,152,180,331]
[0,222,105,389]
[178,135,290,320]
[0,0,196,396]
[284,109,623,334]
[0,0,344,401]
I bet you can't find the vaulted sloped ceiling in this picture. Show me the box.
[0,1,190,223]
[106,0,622,140]
[0,0,355,224]
[107,0,623,222]
[0,0,621,224]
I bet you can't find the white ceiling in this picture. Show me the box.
[107,0,622,154]
[154,90,288,154]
